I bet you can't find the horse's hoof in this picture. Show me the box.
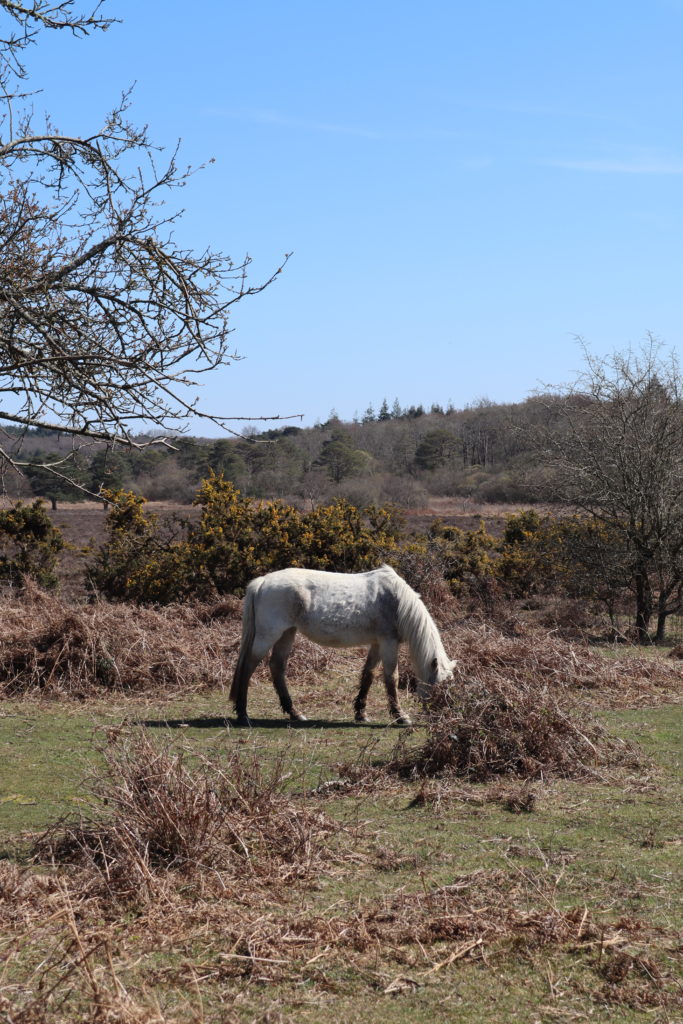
[393,716,412,727]
[289,711,307,722]
[235,715,252,728]
[355,713,370,724]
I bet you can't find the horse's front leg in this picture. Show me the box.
[354,643,380,723]
[379,641,412,726]
[269,627,307,722]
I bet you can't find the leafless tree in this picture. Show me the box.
[0,1,289,485]
[537,338,683,642]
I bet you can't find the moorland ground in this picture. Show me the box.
[0,590,681,1024]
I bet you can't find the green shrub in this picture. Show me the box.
[0,500,64,589]
[88,476,405,603]
[87,490,202,603]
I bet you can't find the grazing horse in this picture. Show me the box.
[230,565,456,726]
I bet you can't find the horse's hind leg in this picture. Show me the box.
[233,650,261,727]
[379,641,412,726]
[354,643,380,723]
[269,628,307,722]
[233,636,274,726]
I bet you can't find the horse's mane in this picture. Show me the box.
[381,566,449,681]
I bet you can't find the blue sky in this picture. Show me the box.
[29,0,683,430]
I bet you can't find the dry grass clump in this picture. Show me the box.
[331,870,585,951]
[597,949,673,1009]
[442,619,683,698]
[0,860,68,933]
[0,585,359,699]
[320,875,679,1010]
[2,866,677,1023]
[0,586,238,696]
[0,878,195,1024]
[152,868,678,1004]
[393,676,639,781]
[389,625,650,781]
[32,734,340,904]
[400,618,682,710]
[4,582,676,708]
[407,778,538,813]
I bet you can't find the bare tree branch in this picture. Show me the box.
[532,337,683,641]
[1,0,294,477]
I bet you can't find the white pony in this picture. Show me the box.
[230,565,456,726]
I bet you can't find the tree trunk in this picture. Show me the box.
[634,569,652,643]
[655,612,667,642]
[655,582,683,643]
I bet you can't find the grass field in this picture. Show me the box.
[1,651,681,1024]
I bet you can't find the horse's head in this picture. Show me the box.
[416,655,457,703]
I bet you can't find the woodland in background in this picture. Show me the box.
[4,393,555,509]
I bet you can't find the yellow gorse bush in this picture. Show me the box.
[0,499,64,589]
[88,480,632,617]
[90,475,403,603]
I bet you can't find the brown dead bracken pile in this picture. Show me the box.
[390,621,654,781]
[1,586,680,708]
[0,586,233,696]
[32,733,341,906]
[393,678,639,781]
[2,858,678,1021]
[441,619,683,702]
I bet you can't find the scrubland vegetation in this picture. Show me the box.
[11,340,683,644]
[0,576,681,1023]
[0,346,681,1021]
[1,1,680,1017]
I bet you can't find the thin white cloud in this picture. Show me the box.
[202,106,386,140]
[436,94,619,123]
[201,106,488,150]
[545,155,683,174]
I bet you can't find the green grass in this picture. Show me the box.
[0,680,681,1023]
[0,704,103,838]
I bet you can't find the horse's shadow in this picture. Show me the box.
[137,716,396,731]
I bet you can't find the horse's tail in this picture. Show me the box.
[230,580,259,709]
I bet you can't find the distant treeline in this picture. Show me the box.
[10,394,565,508]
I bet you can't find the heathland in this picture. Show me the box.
[1,373,682,1022]
[0,581,681,1023]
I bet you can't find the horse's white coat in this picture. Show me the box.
[230,565,455,724]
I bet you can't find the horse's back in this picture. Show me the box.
[257,565,396,585]
[254,566,399,648]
